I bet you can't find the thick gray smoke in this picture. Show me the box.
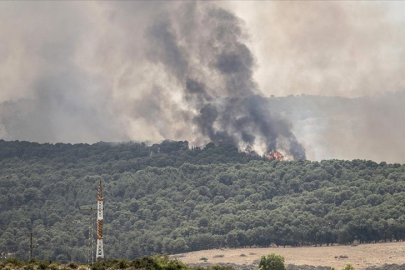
[0,2,305,159]
[143,4,306,159]
[269,92,405,163]
[223,1,405,98]
[2,2,405,162]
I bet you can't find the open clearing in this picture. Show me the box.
[176,242,405,269]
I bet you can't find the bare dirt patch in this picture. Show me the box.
[176,242,405,270]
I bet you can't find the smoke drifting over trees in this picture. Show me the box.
[0,2,306,159]
[1,2,405,161]
[144,4,305,159]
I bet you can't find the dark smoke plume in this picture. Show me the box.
[144,3,306,159]
[0,2,306,159]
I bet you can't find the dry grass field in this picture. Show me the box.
[176,242,405,269]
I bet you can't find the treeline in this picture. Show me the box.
[0,140,405,262]
[0,139,255,166]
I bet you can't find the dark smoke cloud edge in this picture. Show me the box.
[144,3,306,159]
[0,2,306,160]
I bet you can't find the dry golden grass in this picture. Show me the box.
[176,242,405,269]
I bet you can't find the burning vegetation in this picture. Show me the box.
[267,150,284,161]
[146,4,306,161]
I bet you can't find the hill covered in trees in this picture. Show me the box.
[1,140,405,263]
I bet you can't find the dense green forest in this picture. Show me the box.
[1,139,405,263]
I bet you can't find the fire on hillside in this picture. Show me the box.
[267,151,284,161]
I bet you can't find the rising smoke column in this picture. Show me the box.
[0,2,306,159]
[145,3,306,159]
[2,2,405,161]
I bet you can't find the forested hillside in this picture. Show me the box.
[1,140,405,263]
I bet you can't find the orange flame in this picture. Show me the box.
[267,151,284,161]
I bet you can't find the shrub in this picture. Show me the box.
[199,257,208,262]
[25,265,35,270]
[91,262,105,270]
[259,253,286,270]
[67,262,78,269]
[240,254,246,257]
[47,263,59,270]
[28,258,38,265]
[104,259,119,269]
[131,257,159,269]
[131,256,189,269]
[213,255,224,258]
[5,258,25,267]
[116,260,130,269]
[342,264,355,270]
[38,261,50,270]
[210,266,234,270]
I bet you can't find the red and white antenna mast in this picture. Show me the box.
[96,180,104,261]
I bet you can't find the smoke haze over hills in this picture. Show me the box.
[0,2,405,162]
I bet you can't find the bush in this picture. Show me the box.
[210,266,234,270]
[5,258,25,267]
[199,257,208,262]
[104,259,120,269]
[38,261,50,270]
[131,257,159,269]
[131,256,189,270]
[47,263,59,270]
[91,262,105,270]
[213,255,224,258]
[25,265,35,270]
[28,258,38,265]
[342,264,355,270]
[91,259,121,270]
[259,253,286,270]
[67,262,78,269]
[116,260,130,269]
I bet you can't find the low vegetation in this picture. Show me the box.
[259,253,286,270]
[0,256,240,270]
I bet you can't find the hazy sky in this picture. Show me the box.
[1,1,405,101]
[1,1,405,162]
[224,1,405,98]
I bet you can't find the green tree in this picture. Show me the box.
[259,253,286,270]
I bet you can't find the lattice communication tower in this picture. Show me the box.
[96,180,104,261]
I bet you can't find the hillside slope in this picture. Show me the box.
[1,140,405,262]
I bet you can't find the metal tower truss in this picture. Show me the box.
[96,181,104,261]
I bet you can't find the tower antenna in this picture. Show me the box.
[79,207,96,265]
[96,180,104,261]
